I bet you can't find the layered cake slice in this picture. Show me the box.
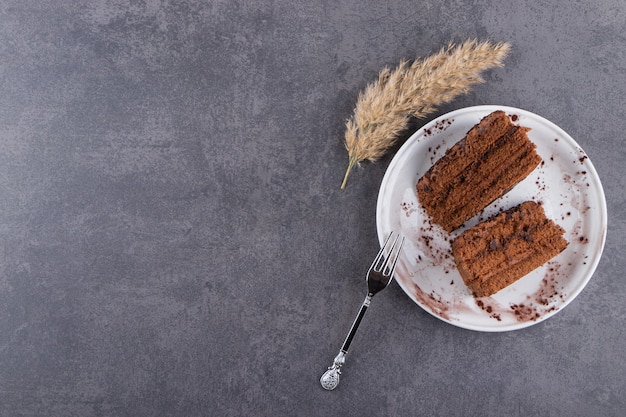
[416,110,541,232]
[451,201,568,297]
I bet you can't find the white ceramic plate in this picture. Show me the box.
[376,105,607,332]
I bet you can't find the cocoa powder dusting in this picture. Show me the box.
[423,118,454,137]
[470,260,566,324]
[510,303,541,321]
[412,283,451,320]
[475,298,502,321]
[401,201,417,217]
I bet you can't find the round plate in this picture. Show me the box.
[376,105,607,332]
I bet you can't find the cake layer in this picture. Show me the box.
[416,111,541,232]
[451,201,568,297]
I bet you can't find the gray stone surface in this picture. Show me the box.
[0,1,624,416]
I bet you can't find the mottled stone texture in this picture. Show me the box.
[0,1,624,416]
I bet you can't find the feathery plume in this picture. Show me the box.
[341,39,511,189]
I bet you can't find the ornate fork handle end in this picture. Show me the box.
[320,294,370,391]
[320,351,345,390]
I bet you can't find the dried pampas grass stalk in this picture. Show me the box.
[341,39,511,189]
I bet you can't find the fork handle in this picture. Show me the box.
[341,293,372,353]
[320,294,372,390]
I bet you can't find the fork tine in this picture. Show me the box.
[377,234,401,274]
[369,232,395,274]
[383,236,405,276]
[372,232,400,273]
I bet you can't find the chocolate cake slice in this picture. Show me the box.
[451,201,568,297]
[416,110,541,232]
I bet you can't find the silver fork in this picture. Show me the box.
[320,232,405,391]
